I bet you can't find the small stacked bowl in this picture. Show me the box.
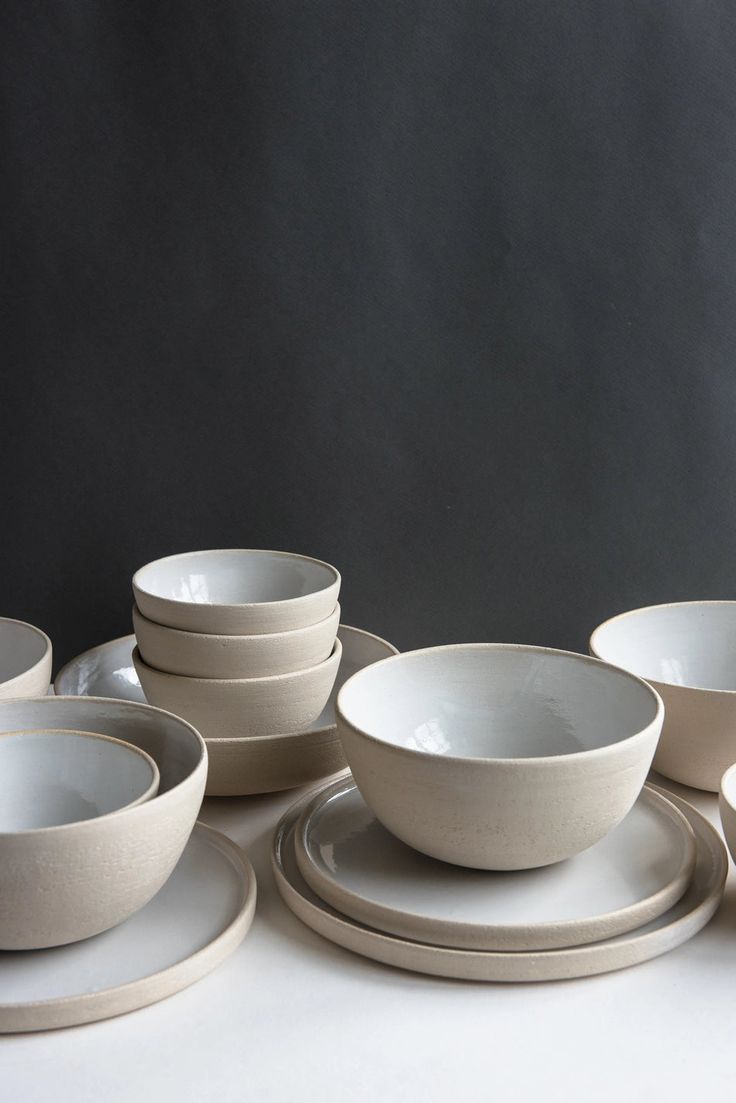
[132,548,343,744]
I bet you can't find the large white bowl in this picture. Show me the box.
[0,696,206,950]
[133,639,342,739]
[0,729,159,830]
[133,549,341,635]
[336,643,663,870]
[133,602,340,679]
[0,618,52,699]
[590,601,736,791]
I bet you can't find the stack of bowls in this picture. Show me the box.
[131,550,343,781]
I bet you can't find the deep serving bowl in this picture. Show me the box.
[133,639,342,739]
[0,618,52,699]
[0,729,159,831]
[336,643,663,870]
[590,601,736,791]
[0,696,206,950]
[133,601,340,679]
[718,761,736,866]
[133,549,341,635]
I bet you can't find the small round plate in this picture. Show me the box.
[273,786,726,982]
[294,779,697,951]
[54,626,397,796]
[0,823,256,1032]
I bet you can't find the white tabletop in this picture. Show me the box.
[3,770,734,1102]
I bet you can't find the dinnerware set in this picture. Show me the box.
[3,566,736,1024]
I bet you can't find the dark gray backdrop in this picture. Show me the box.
[3,1,736,670]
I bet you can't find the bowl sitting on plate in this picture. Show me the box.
[336,643,663,870]
[0,617,52,699]
[0,696,206,951]
[590,601,736,791]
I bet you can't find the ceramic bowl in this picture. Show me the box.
[0,729,159,830]
[336,643,663,870]
[132,602,340,679]
[0,618,52,699]
[133,639,342,739]
[718,761,736,866]
[0,696,206,950]
[133,549,341,635]
[590,601,736,791]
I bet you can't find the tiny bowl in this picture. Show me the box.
[336,643,663,870]
[0,618,52,699]
[133,638,343,739]
[133,549,341,636]
[590,601,736,791]
[0,696,206,950]
[133,602,340,679]
[0,729,160,830]
[719,761,736,866]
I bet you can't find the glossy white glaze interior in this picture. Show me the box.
[135,550,337,605]
[338,645,658,758]
[0,620,48,683]
[591,602,736,691]
[0,731,157,830]
[304,782,691,926]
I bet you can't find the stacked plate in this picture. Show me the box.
[274,644,728,982]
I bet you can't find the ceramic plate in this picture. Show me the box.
[294,779,697,951]
[273,785,726,982]
[0,823,256,1032]
[54,626,398,796]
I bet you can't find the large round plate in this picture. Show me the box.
[273,786,726,982]
[0,823,256,1032]
[295,778,696,951]
[55,626,398,795]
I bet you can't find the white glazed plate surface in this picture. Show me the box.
[273,786,726,982]
[294,779,697,951]
[0,822,256,1032]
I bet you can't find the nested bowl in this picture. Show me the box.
[0,696,206,950]
[0,729,159,830]
[133,639,342,739]
[0,618,52,699]
[336,643,663,870]
[590,601,736,791]
[132,601,340,679]
[133,549,340,635]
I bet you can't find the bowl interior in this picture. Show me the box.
[135,550,336,606]
[338,646,659,759]
[0,730,157,831]
[592,603,736,691]
[0,620,48,683]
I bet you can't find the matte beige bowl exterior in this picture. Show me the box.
[133,640,342,739]
[133,602,340,679]
[0,618,52,700]
[336,645,663,870]
[0,696,206,950]
[133,549,341,635]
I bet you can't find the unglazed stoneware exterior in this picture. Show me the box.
[273,785,727,983]
[133,549,341,635]
[132,602,340,679]
[0,729,159,830]
[591,602,736,791]
[0,696,206,951]
[0,618,52,699]
[336,644,663,870]
[0,823,256,1033]
[55,628,399,796]
[718,762,736,865]
[294,778,696,952]
[133,639,342,740]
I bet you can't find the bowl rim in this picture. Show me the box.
[0,617,52,693]
[132,637,343,687]
[589,600,736,696]
[719,760,736,809]
[132,600,341,644]
[336,642,664,766]
[0,728,161,837]
[132,548,341,611]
